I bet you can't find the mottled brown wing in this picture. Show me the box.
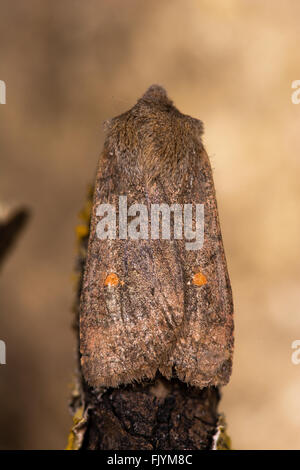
[158,147,234,388]
[80,150,186,388]
[80,84,233,389]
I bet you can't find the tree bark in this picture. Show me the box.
[80,379,220,450]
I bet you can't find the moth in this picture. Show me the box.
[80,85,234,389]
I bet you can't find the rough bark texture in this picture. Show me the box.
[80,379,220,450]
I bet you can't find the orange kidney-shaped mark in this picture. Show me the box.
[104,273,120,287]
[192,272,207,286]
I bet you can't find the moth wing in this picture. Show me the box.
[80,153,185,388]
[159,148,234,387]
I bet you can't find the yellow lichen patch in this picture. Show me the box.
[74,185,93,244]
[192,271,207,286]
[66,429,76,450]
[213,414,232,450]
[65,406,85,450]
[104,273,121,287]
[217,428,232,450]
[75,224,89,242]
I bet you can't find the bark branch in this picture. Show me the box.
[80,379,220,450]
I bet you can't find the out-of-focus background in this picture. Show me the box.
[0,0,300,450]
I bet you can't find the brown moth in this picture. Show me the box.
[80,85,234,389]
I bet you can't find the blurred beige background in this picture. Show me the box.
[0,0,300,450]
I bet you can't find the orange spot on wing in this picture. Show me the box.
[104,273,120,287]
[192,272,207,286]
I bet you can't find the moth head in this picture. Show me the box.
[103,85,204,187]
[140,84,173,108]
